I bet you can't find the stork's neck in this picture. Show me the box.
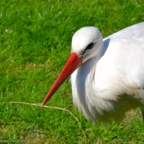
[71,50,103,122]
[71,47,103,94]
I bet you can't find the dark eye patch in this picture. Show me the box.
[82,42,95,55]
[86,42,95,50]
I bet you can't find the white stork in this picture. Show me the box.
[42,22,144,125]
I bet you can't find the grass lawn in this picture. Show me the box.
[0,0,144,143]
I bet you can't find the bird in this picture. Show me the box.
[42,22,144,125]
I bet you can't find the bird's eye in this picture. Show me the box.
[86,42,95,50]
[82,42,95,55]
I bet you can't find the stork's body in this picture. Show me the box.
[42,22,144,125]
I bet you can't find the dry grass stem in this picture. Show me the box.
[0,102,81,128]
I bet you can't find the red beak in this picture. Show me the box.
[42,52,83,106]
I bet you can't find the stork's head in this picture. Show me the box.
[42,27,103,105]
[72,27,103,63]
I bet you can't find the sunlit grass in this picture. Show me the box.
[0,0,144,143]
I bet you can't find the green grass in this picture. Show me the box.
[0,0,144,143]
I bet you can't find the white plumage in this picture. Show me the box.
[42,22,144,125]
